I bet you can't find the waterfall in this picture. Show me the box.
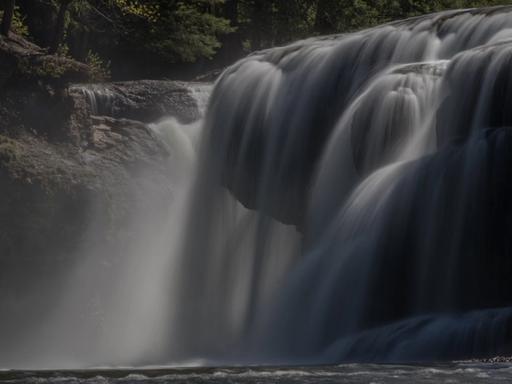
[3,5,512,370]
[79,84,116,116]
[171,5,512,363]
[0,83,212,369]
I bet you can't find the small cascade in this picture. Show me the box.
[71,80,202,123]
[77,84,116,116]
[188,83,214,116]
[148,83,214,180]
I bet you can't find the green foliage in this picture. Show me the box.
[113,0,234,62]
[0,135,20,164]
[11,0,512,79]
[12,7,29,38]
[18,56,66,79]
[17,53,83,84]
[56,43,72,58]
[85,50,111,81]
[32,59,69,78]
[0,6,29,38]
[169,1,234,62]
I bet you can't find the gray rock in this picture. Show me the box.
[71,80,201,124]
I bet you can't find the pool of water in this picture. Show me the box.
[1,363,511,383]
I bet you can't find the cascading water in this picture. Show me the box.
[0,83,213,370]
[78,84,116,116]
[172,5,512,364]
[3,5,512,371]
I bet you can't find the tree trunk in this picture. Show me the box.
[18,0,58,48]
[251,1,266,50]
[50,0,72,54]
[314,0,335,35]
[216,0,244,66]
[224,0,238,23]
[1,0,15,37]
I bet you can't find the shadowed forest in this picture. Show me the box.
[2,0,512,80]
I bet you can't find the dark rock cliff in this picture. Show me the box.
[0,33,200,294]
[71,81,201,124]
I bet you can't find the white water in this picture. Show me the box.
[4,363,512,383]
[80,84,116,115]
[0,84,213,369]
[175,5,512,363]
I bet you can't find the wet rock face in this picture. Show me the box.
[0,34,199,283]
[71,80,201,124]
[0,122,175,342]
[0,33,92,144]
[0,115,171,255]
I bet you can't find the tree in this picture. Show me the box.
[109,0,234,63]
[11,0,512,79]
[315,0,337,34]
[216,0,245,65]
[50,0,74,54]
[272,0,317,44]
[1,0,15,36]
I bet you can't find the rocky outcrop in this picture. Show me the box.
[0,114,171,258]
[0,118,177,327]
[0,33,90,88]
[0,33,92,144]
[71,80,201,124]
[0,33,200,283]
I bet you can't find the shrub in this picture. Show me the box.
[85,50,111,82]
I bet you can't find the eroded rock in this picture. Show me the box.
[71,80,201,123]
